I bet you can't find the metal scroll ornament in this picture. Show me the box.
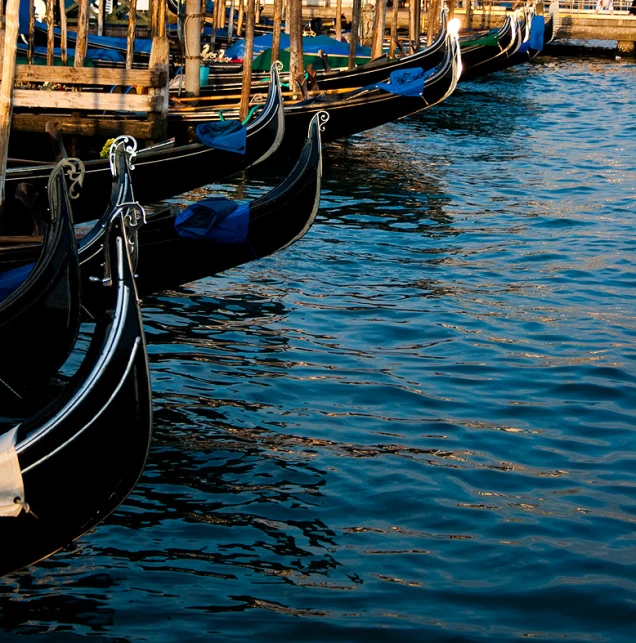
[315,111,330,134]
[109,135,139,174]
[47,157,85,204]
[274,60,284,72]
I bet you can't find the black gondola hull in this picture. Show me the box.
[6,70,284,225]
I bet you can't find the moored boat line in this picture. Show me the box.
[0,0,554,574]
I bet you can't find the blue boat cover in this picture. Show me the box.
[0,263,35,304]
[225,33,371,60]
[529,15,545,52]
[26,16,153,54]
[375,67,435,97]
[17,42,125,63]
[175,198,250,243]
[195,120,247,154]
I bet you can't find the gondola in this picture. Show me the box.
[492,12,546,74]
[6,64,284,226]
[193,9,450,96]
[0,158,82,400]
[0,112,323,298]
[187,17,462,153]
[0,203,152,577]
[458,13,521,82]
[131,109,323,295]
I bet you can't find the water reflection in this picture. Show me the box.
[3,55,636,643]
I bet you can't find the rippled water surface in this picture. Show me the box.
[3,55,636,642]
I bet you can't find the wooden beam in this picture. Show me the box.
[335,0,342,41]
[13,90,163,112]
[11,113,156,138]
[9,65,167,87]
[0,0,20,212]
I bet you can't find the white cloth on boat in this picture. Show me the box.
[0,427,25,517]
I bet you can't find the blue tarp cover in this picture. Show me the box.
[27,18,152,54]
[375,67,435,98]
[517,16,545,53]
[175,198,250,243]
[0,263,35,303]
[529,15,545,51]
[225,33,371,60]
[17,42,125,63]
[195,120,247,154]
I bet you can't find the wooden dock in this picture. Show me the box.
[0,0,170,156]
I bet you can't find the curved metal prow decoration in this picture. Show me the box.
[108,135,139,175]
[98,202,147,288]
[314,110,330,135]
[47,158,85,209]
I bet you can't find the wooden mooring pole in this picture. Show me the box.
[0,0,21,214]
[46,0,55,66]
[59,0,68,64]
[426,0,440,46]
[27,0,34,64]
[271,0,283,62]
[185,0,201,97]
[126,0,138,69]
[348,0,361,69]
[288,0,304,96]
[335,0,342,41]
[389,0,399,57]
[75,0,89,67]
[227,0,235,47]
[239,0,255,121]
[237,0,245,37]
[371,0,388,59]
[149,0,169,140]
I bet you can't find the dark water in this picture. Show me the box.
[3,55,636,642]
